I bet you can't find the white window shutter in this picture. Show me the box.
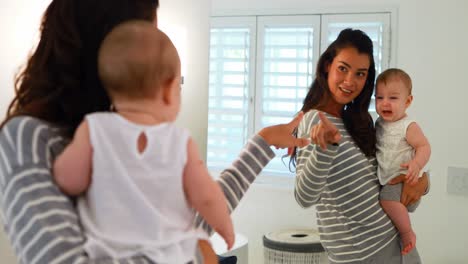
[207,17,256,170]
[256,16,320,176]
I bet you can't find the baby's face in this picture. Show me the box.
[375,80,412,122]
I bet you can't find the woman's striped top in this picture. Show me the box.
[294,110,398,263]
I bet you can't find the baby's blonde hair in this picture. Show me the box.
[98,20,179,100]
[376,68,413,95]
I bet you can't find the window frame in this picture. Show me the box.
[254,15,321,134]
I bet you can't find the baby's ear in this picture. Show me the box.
[162,77,178,104]
[162,80,172,104]
[406,94,413,107]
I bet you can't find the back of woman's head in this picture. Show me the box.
[3,0,159,136]
[291,28,376,167]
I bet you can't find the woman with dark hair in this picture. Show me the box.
[292,29,428,263]
[0,0,308,263]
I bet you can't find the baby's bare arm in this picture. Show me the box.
[403,122,431,183]
[183,138,234,249]
[406,122,431,169]
[53,121,92,196]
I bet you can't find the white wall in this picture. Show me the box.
[159,0,211,157]
[159,5,214,262]
[212,0,468,263]
[0,0,51,122]
[0,0,211,262]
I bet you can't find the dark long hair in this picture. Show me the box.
[291,28,376,167]
[2,0,159,137]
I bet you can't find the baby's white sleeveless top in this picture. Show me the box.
[78,113,206,263]
[375,116,419,185]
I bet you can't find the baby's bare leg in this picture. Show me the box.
[198,240,218,264]
[380,200,416,255]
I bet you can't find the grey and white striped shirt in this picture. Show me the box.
[295,110,398,263]
[0,116,274,264]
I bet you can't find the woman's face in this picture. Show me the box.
[325,47,370,115]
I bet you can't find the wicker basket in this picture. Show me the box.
[263,229,327,264]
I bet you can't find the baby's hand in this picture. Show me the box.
[219,228,235,250]
[400,160,421,185]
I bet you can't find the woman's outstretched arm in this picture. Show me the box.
[196,113,309,233]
